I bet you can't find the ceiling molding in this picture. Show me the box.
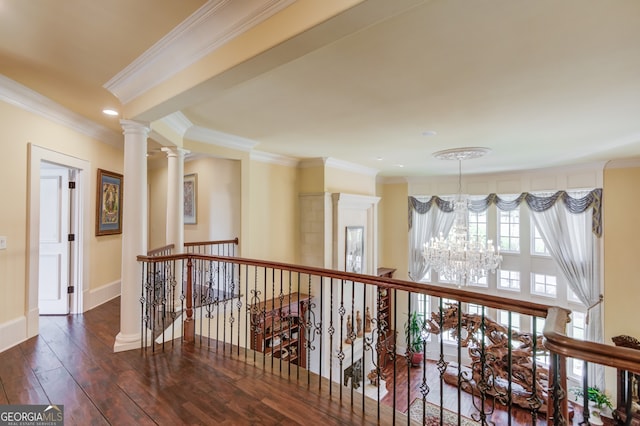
[104,0,297,104]
[377,176,409,185]
[250,150,298,167]
[185,126,258,151]
[298,158,328,169]
[605,158,640,169]
[160,111,194,136]
[0,75,121,147]
[297,157,379,176]
[324,157,379,177]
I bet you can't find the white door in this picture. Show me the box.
[39,165,70,315]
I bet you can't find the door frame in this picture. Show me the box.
[27,144,89,338]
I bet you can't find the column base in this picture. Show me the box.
[114,331,144,353]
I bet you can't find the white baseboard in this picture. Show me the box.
[85,280,121,311]
[0,316,27,353]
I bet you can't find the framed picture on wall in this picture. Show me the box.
[345,226,364,273]
[96,169,123,236]
[184,173,197,224]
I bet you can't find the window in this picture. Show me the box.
[498,310,521,333]
[499,209,520,252]
[468,209,488,244]
[440,298,459,343]
[416,293,430,318]
[410,192,587,343]
[467,303,485,316]
[570,311,586,340]
[532,226,550,256]
[566,312,587,377]
[534,316,550,365]
[498,270,520,291]
[532,273,557,297]
[469,275,488,288]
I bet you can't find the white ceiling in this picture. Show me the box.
[2,0,640,177]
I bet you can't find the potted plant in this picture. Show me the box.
[404,311,426,367]
[572,386,613,425]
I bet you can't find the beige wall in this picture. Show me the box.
[0,100,123,326]
[148,156,242,250]
[325,166,376,195]
[603,166,640,341]
[377,182,409,280]
[148,165,167,249]
[247,160,298,263]
[298,164,325,193]
[298,162,377,195]
[184,157,241,244]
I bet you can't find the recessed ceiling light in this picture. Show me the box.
[376,157,383,161]
[395,164,405,168]
[102,108,119,116]
[422,130,437,137]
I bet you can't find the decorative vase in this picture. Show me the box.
[588,402,604,426]
[410,352,423,367]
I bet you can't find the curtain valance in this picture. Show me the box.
[409,188,602,237]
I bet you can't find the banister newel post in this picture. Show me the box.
[184,257,194,343]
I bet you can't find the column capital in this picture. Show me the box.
[120,119,150,137]
[161,147,190,158]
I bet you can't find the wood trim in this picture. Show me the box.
[183,238,238,247]
[544,307,640,374]
[147,244,174,256]
[136,253,550,318]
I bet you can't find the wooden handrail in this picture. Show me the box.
[184,238,238,247]
[137,250,640,423]
[543,307,640,374]
[136,252,550,318]
[147,244,175,256]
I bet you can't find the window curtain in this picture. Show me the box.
[529,193,604,388]
[408,196,455,282]
[409,188,603,326]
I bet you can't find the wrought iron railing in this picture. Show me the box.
[137,244,639,425]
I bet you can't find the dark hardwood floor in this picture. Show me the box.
[1,298,583,425]
[0,298,393,425]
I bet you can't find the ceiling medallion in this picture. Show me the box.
[432,147,491,161]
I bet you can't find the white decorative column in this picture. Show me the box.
[162,147,188,312]
[161,147,188,252]
[114,120,149,352]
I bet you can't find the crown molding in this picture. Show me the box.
[160,111,194,136]
[297,157,379,176]
[0,75,121,147]
[324,157,379,177]
[377,175,409,185]
[185,126,258,151]
[298,157,328,168]
[605,158,640,169]
[250,150,298,167]
[104,0,297,104]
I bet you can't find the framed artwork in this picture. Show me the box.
[184,173,197,224]
[96,169,123,236]
[345,226,364,273]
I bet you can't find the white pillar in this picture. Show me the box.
[162,147,188,312]
[161,147,188,253]
[114,120,149,352]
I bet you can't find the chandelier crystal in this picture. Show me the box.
[423,148,502,286]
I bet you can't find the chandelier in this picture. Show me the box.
[423,147,502,286]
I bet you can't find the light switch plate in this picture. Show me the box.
[0,236,6,250]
